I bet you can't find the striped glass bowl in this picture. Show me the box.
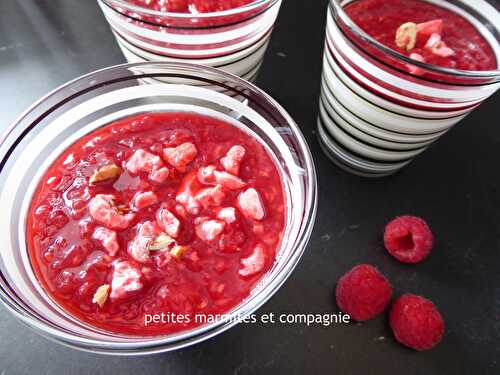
[0,62,317,354]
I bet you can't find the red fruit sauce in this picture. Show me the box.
[119,0,261,28]
[126,0,254,14]
[345,0,497,71]
[27,112,285,336]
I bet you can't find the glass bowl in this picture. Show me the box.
[0,62,317,355]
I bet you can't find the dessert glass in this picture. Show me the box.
[0,62,317,354]
[97,0,282,82]
[318,0,500,177]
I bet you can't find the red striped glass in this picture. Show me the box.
[318,0,500,177]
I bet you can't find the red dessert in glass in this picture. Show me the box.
[318,0,500,176]
[27,112,285,336]
[98,0,282,81]
[345,0,497,72]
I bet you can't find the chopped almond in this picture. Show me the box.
[170,245,188,260]
[89,164,122,185]
[148,233,175,251]
[92,284,110,308]
[395,22,418,51]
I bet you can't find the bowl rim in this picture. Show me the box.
[0,61,318,354]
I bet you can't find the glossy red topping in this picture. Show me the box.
[27,112,285,336]
[126,0,254,14]
[346,0,497,71]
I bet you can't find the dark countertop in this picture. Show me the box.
[0,1,499,374]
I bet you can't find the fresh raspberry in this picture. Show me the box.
[190,0,252,12]
[335,264,392,321]
[384,216,433,264]
[390,294,444,351]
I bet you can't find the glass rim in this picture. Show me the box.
[100,0,279,19]
[0,61,318,353]
[330,0,500,79]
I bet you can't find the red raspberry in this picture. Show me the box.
[390,294,444,351]
[384,215,433,264]
[335,264,392,321]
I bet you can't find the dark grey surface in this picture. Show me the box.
[1,0,499,374]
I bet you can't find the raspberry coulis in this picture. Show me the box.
[27,112,285,336]
[345,0,497,71]
[119,0,261,29]
[126,0,254,14]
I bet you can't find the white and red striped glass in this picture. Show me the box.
[98,0,282,82]
[318,0,500,177]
